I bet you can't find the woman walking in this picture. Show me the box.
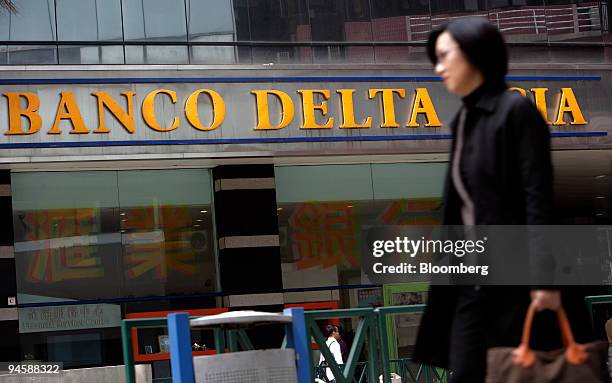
[412,16,573,383]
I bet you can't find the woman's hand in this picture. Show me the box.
[530,290,561,311]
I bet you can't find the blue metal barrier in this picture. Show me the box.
[166,308,312,383]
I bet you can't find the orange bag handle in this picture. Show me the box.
[512,303,588,368]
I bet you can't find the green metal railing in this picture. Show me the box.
[305,308,380,383]
[389,359,447,383]
[375,305,447,383]
[585,294,612,333]
[122,305,447,383]
[121,317,231,383]
[314,359,444,383]
[304,305,446,383]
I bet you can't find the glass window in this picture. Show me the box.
[430,0,487,28]
[544,0,602,42]
[312,45,345,63]
[124,45,189,64]
[7,45,57,65]
[117,170,216,298]
[249,0,310,41]
[489,0,547,42]
[122,0,187,41]
[190,46,239,64]
[371,0,430,44]
[7,46,57,65]
[276,164,373,290]
[371,0,430,18]
[7,0,56,41]
[252,46,304,64]
[0,8,9,40]
[12,171,122,304]
[20,325,122,368]
[308,0,347,41]
[56,0,123,41]
[230,0,251,41]
[0,46,7,64]
[187,0,235,43]
[12,169,217,303]
[276,163,445,291]
[58,45,124,64]
[371,163,444,226]
[47,332,103,367]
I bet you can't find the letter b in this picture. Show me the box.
[4,92,42,135]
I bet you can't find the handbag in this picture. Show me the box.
[315,361,329,382]
[486,303,608,383]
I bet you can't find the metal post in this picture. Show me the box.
[367,316,378,383]
[121,321,136,383]
[602,1,610,34]
[284,308,312,383]
[237,329,254,350]
[214,328,225,354]
[167,313,195,383]
[227,329,238,352]
[376,308,391,383]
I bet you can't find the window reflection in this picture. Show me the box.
[489,0,547,42]
[545,0,602,42]
[190,46,238,64]
[125,45,189,64]
[57,0,123,41]
[248,0,309,41]
[430,0,488,27]
[232,0,251,41]
[12,170,217,304]
[58,45,124,64]
[252,46,306,64]
[7,0,56,41]
[12,171,121,303]
[0,46,6,64]
[7,46,56,64]
[117,170,216,297]
[372,0,430,62]
[187,0,235,43]
[122,0,187,41]
[0,10,8,40]
[275,163,444,290]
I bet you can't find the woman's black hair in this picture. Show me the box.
[427,16,508,84]
[325,324,337,337]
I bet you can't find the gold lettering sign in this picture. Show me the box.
[368,89,405,128]
[337,89,372,129]
[297,89,334,129]
[92,91,136,134]
[1,86,589,138]
[142,89,179,132]
[406,88,442,127]
[251,90,295,130]
[49,92,89,134]
[185,89,226,131]
[510,87,586,125]
[4,92,42,135]
[554,88,587,125]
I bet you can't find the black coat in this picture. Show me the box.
[412,83,593,369]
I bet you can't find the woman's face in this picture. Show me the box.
[434,31,483,96]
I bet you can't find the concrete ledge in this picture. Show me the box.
[0,364,152,383]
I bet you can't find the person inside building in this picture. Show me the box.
[606,316,612,381]
[412,16,592,383]
[319,324,344,383]
[337,325,349,363]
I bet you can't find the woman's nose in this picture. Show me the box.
[435,62,444,76]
